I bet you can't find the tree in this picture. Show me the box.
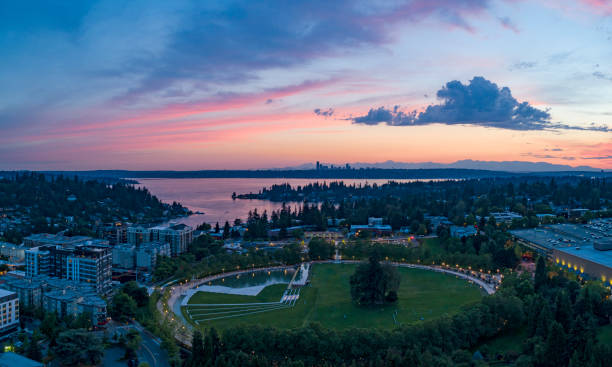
[350,254,400,305]
[122,281,150,308]
[53,329,104,366]
[124,329,142,360]
[186,330,205,367]
[308,237,334,260]
[223,221,231,239]
[534,256,547,290]
[111,292,137,322]
[26,330,42,361]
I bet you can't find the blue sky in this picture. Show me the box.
[0,0,611,169]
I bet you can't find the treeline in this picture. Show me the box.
[153,234,305,282]
[239,177,611,209]
[342,220,520,272]
[232,177,611,240]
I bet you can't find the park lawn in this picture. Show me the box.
[187,283,287,304]
[305,263,482,329]
[185,286,317,330]
[186,263,482,331]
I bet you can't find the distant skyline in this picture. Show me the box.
[1,1,611,170]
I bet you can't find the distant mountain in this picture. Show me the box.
[284,160,602,172]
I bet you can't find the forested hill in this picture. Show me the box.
[0,172,189,243]
[31,168,612,180]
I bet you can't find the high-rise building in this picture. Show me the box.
[24,237,112,294]
[127,226,152,246]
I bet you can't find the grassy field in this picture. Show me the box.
[183,263,483,331]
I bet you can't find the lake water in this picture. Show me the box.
[135,178,430,226]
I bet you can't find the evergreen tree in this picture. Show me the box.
[535,256,547,290]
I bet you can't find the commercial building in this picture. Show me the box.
[511,219,612,283]
[0,289,18,338]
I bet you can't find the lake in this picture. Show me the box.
[135,178,432,226]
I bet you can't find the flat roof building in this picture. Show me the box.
[511,220,612,283]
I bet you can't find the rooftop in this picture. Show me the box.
[0,352,43,367]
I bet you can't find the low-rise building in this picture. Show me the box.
[488,212,523,224]
[511,221,612,283]
[450,225,478,238]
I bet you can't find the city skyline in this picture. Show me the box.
[1,1,611,170]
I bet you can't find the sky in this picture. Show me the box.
[0,0,611,170]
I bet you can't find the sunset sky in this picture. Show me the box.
[1,0,611,170]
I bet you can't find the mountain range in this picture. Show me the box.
[278,160,603,172]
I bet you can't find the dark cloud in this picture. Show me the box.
[582,155,612,160]
[314,108,334,117]
[351,76,611,132]
[548,148,563,151]
[114,0,500,103]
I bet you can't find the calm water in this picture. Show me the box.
[208,269,294,288]
[136,178,430,226]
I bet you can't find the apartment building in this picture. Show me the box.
[0,289,18,338]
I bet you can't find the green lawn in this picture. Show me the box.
[184,263,483,331]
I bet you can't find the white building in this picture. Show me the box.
[0,289,19,338]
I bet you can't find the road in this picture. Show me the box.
[102,321,169,367]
